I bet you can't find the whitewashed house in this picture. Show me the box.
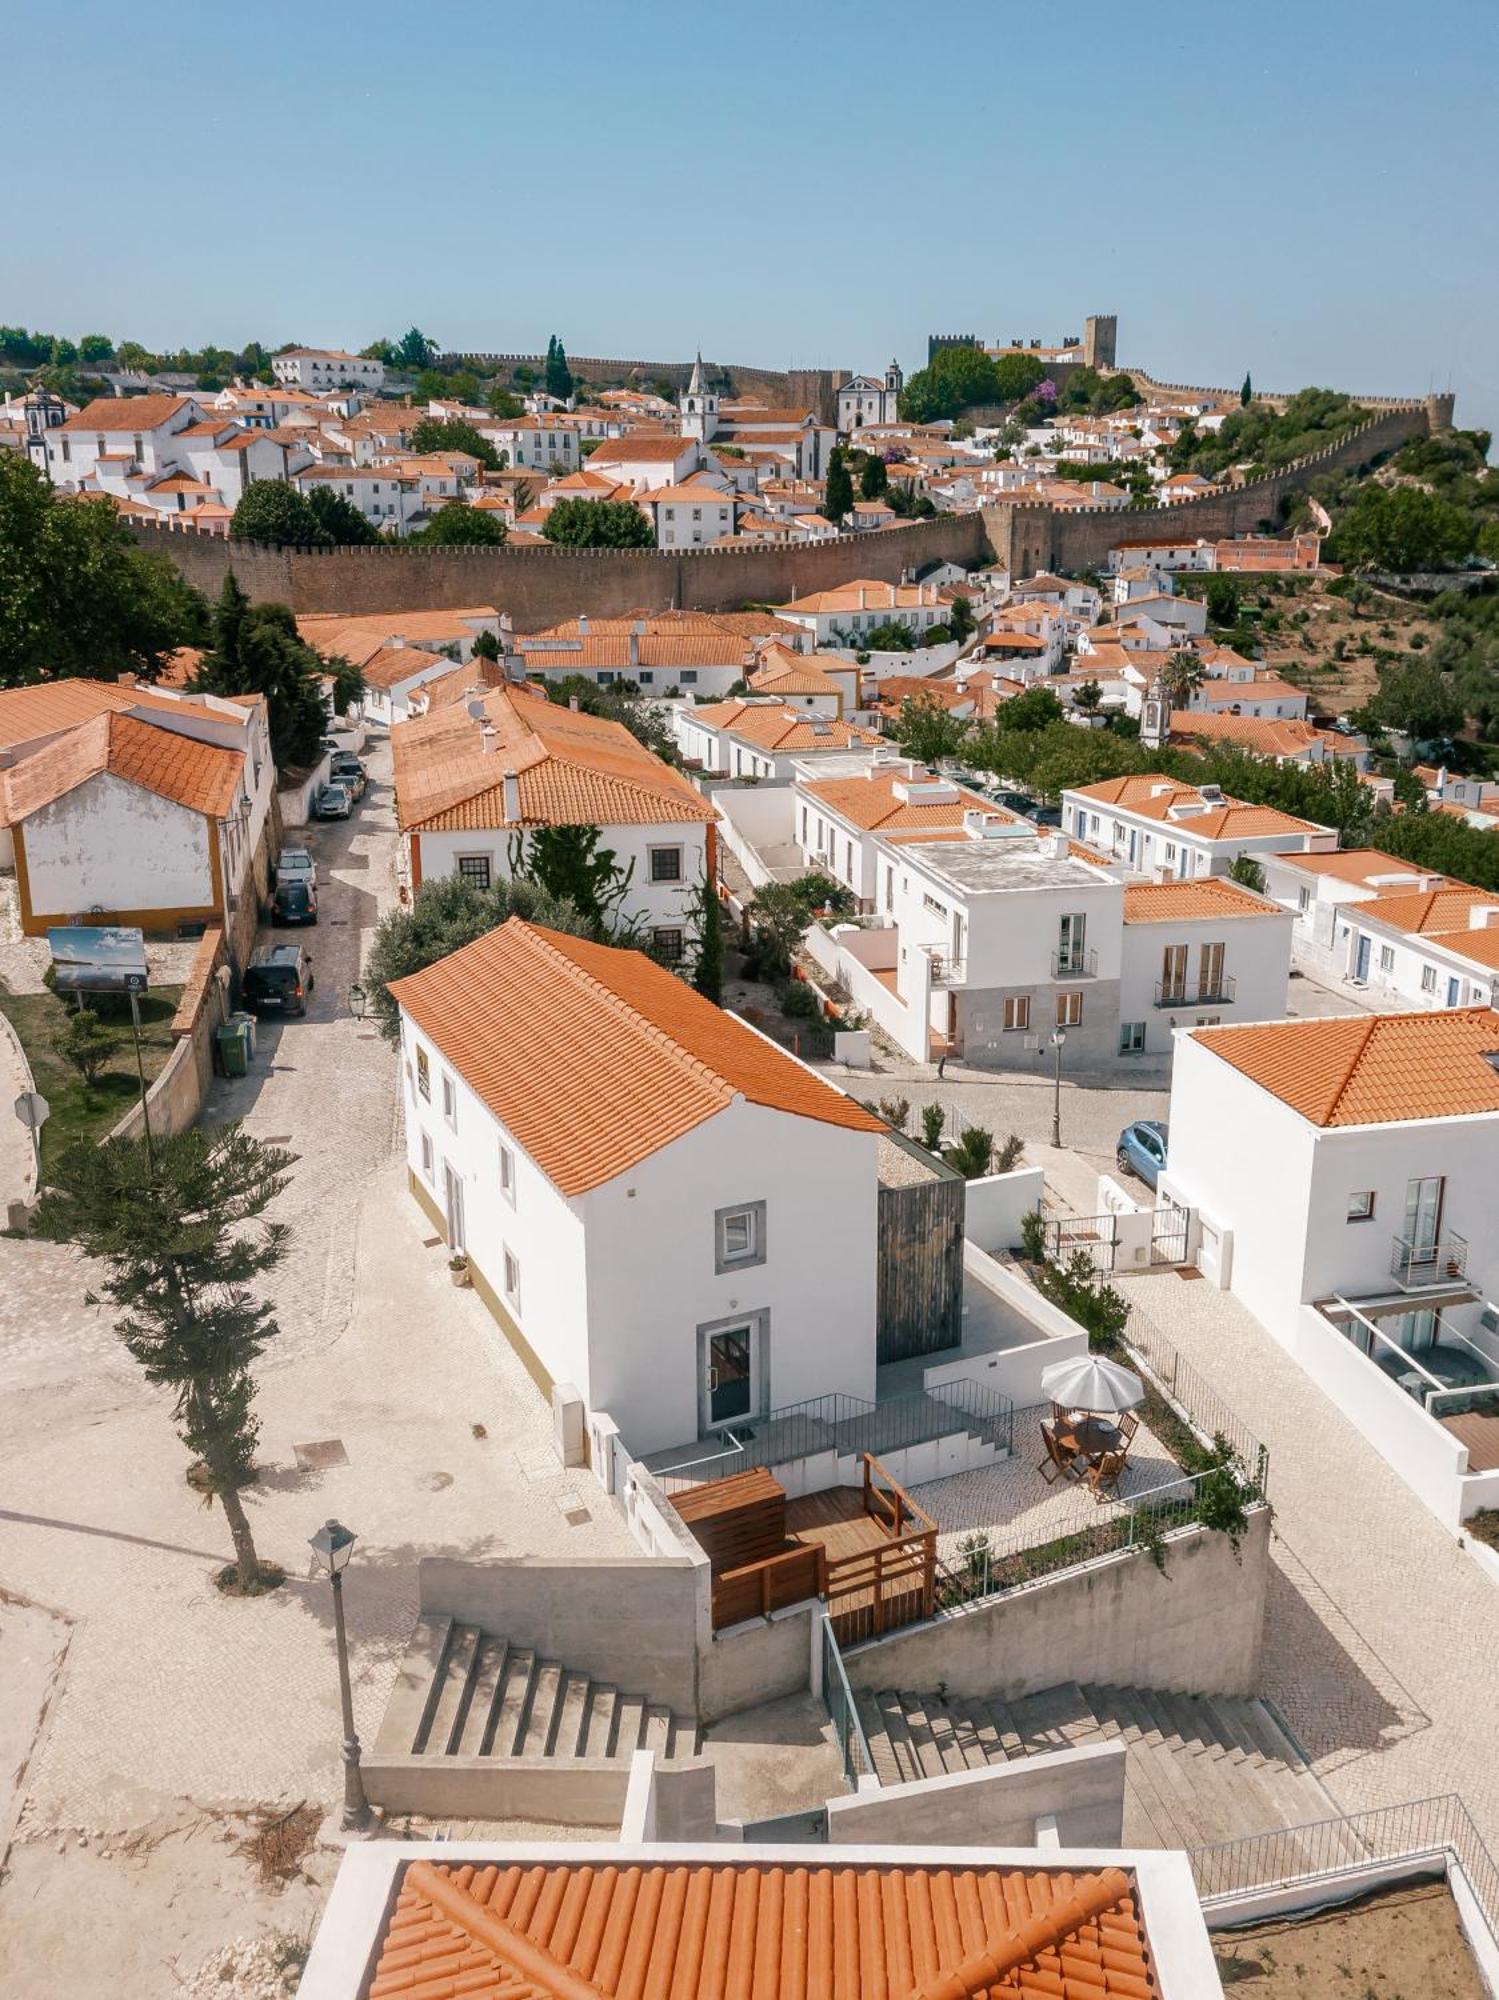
[1063,775,1336,879]
[391,918,882,1455]
[391,686,715,960]
[272,348,385,392]
[1159,1008,1499,1531]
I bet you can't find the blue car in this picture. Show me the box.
[1116,1119,1168,1188]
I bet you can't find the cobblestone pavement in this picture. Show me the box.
[1114,1269,1499,1847]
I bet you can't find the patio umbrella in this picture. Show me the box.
[1039,1353,1144,1415]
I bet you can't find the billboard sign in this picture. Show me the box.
[47,926,150,995]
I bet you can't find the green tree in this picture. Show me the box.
[994,685,1066,732]
[1391,766,1430,813]
[395,327,437,371]
[78,332,115,364]
[1227,853,1266,893]
[1073,679,1103,715]
[544,335,574,402]
[1369,658,1465,741]
[411,502,507,547]
[691,873,724,1003]
[487,385,523,418]
[858,454,889,501]
[1330,484,1474,572]
[947,594,975,644]
[33,1125,297,1591]
[408,417,501,472]
[892,690,970,765]
[194,575,327,767]
[1240,372,1253,407]
[0,455,206,688]
[471,629,502,662]
[920,1102,946,1152]
[230,480,326,547]
[886,480,936,519]
[823,451,854,523]
[54,1004,117,1086]
[365,874,590,1040]
[542,674,680,761]
[946,1126,994,1179]
[304,484,380,546]
[861,619,915,652]
[512,823,636,933]
[745,873,853,977]
[325,654,365,716]
[542,498,655,548]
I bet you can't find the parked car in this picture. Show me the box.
[1024,802,1064,829]
[1116,1119,1169,1188]
[312,782,352,820]
[275,845,317,888]
[328,753,366,800]
[272,878,318,926]
[988,788,1037,816]
[242,943,315,1017]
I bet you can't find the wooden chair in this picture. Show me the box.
[1087,1447,1128,1501]
[1039,1420,1081,1485]
[1116,1412,1140,1448]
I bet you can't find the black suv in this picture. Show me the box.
[242,943,316,1017]
[271,877,318,925]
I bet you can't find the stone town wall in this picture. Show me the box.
[983,400,1440,576]
[125,513,990,625]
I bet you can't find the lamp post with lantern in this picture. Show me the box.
[308,1518,373,1833]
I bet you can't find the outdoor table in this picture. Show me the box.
[1056,1413,1121,1465]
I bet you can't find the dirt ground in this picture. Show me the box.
[1242,579,1441,716]
[1211,1877,1486,1998]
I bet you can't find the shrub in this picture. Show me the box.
[877,1095,911,1134]
[53,1004,116,1086]
[1020,1207,1048,1263]
[920,1102,946,1152]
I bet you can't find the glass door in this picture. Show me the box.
[1198,942,1225,1001]
[1404,1176,1443,1268]
[701,1322,756,1432]
[1161,944,1187,1004]
[1058,912,1086,975]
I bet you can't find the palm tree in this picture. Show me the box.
[1160,648,1205,711]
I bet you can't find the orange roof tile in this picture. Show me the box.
[1068,773,1324,839]
[1352,886,1499,938]
[367,1856,1160,2000]
[587,435,696,463]
[1,710,242,826]
[1123,880,1282,923]
[0,677,235,752]
[1271,848,1449,888]
[1194,1006,1499,1126]
[391,921,883,1193]
[59,393,192,435]
[800,769,1015,834]
[392,687,712,833]
[689,702,880,754]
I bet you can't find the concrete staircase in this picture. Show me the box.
[375,1616,702,1768]
[857,1680,1349,1851]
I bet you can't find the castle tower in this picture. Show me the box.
[1083,314,1118,370]
[679,351,719,442]
[1140,674,1169,751]
[883,358,904,422]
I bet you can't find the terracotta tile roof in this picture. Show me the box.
[0,677,239,751]
[1272,848,1448,888]
[868,677,969,714]
[1167,711,1353,760]
[534,611,804,643]
[1352,887,1499,938]
[779,579,941,616]
[748,654,845,697]
[409,660,511,712]
[1194,1006,1499,1126]
[1123,879,1282,923]
[392,687,712,834]
[518,635,754,672]
[688,702,881,754]
[360,645,462,692]
[297,608,498,666]
[801,770,1013,834]
[1,710,242,826]
[367,1856,1159,2000]
[1068,774,1324,839]
[59,393,192,435]
[391,921,883,1194]
[587,435,695,464]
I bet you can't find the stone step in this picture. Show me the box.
[520,1661,564,1758]
[643,1704,672,1759]
[454,1635,511,1757]
[861,1692,914,1786]
[581,1685,619,1761]
[983,1698,1028,1763]
[1007,1682,1095,1756]
[491,1648,538,1757]
[613,1692,647,1758]
[423,1622,481,1757]
[379,1616,452,1756]
[553,1671,592,1758]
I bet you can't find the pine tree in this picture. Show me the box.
[859,454,889,501]
[823,450,854,523]
[1240,372,1253,407]
[33,1125,297,1592]
[691,872,724,1003]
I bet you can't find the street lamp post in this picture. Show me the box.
[309,1518,373,1834]
[1049,1028,1068,1151]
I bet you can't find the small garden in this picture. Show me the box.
[0,977,182,1171]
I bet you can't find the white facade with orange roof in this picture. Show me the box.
[1158,1007,1499,1531]
[775,578,953,648]
[389,918,882,1455]
[272,347,385,392]
[791,764,1015,909]
[1063,774,1336,880]
[672,702,883,782]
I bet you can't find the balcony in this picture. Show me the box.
[1390,1232,1469,1291]
[1155,976,1237,1008]
[926,953,966,986]
[1052,946,1098,979]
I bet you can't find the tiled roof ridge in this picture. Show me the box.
[516,921,738,1102]
[910,1866,1135,2000]
[401,1863,609,2000]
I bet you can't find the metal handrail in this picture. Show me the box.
[1154,974,1237,1007]
[820,1613,876,1790]
[1191,1792,1499,1950]
[1052,945,1098,979]
[1390,1231,1468,1287]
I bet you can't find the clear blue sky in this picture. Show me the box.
[12,0,1499,434]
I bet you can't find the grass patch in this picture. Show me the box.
[0,978,183,1171]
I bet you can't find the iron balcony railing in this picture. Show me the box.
[1191,1792,1499,1952]
[1390,1231,1468,1289]
[1154,974,1236,1007]
[1052,945,1098,979]
[926,952,966,985]
[650,1379,1014,1493]
[820,1615,876,1791]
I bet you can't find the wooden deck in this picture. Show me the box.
[785,1486,890,1562]
[1442,1410,1499,1473]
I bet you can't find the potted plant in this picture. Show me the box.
[448,1253,471,1288]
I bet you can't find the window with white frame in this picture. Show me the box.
[1347,1190,1376,1222]
[457,854,492,890]
[502,1247,521,1310]
[1421,965,1437,993]
[716,1201,766,1273]
[416,1046,431,1100]
[1379,945,1395,973]
[1056,990,1082,1027]
[420,1131,434,1180]
[1003,996,1031,1031]
[1118,1021,1146,1054]
[499,1142,515,1205]
[441,1075,457,1127]
[649,846,683,883]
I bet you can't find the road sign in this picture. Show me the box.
[13,1091,49,1131]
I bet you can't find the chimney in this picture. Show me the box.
[391,633,405,648]
[578,612,589,636]
[480,724,499,755]
[502,767,521,820]
[569,695,580,712]
[858,586,867,610]
[629,630,639,670]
